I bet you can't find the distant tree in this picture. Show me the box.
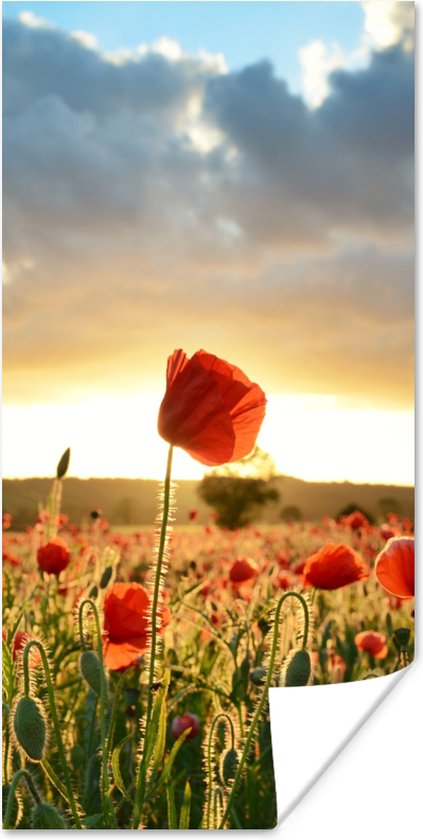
[113,496,134,525]
[336,502,375,525]
[198,448,280,530]
[280,505,303,523]
[377,497,403,519]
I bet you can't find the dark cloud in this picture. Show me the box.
[2,17,414,407]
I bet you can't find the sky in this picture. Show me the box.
[2,1,415,484]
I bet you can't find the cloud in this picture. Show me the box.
[299,1,414,109]
[2,13,414,409]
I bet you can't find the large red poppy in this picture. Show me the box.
[158,349,266,465]
[103,582,170,671]
[303,543,369,590]
[374,537,414,599]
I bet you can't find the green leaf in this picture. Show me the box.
[82,813,103,828]
[178,780,191,829]
[2,640,14,705]
[111,734,132,797]
[156,728,191,789]
[148,688,167,783]
[166,784,177,829]
[144,671,170,772]
[40,760,71,806]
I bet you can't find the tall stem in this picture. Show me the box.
[147,444,174,707]
[132,445,173,829]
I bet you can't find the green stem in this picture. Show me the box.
[22,641,82,829]
[4,768,41,828]
[147,445,174,702]
[132,445,173,830]
[218,590,310,828]
[78,598,116,829]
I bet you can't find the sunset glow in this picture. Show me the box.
[2,393,414,485]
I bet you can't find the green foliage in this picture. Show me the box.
[198,448,280,529]
[336,501,375,523]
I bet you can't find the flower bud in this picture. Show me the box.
[99,566,113,589]
[393,627,411,651]
[221,747,239,784]
[12,696,47,762]
[32,802,67,828]
[79,651,102,696]
[282,649,311,687]
[56,447,71,479]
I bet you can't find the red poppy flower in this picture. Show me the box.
[342,510,369,531]
[302,543,369,590]
[171,712,200,740]
[158,349,266,466]
[229,555,258,584]
[374,537,414,599]
[37,538,71,575]
[355,630,388,659]
[103,582,170,671]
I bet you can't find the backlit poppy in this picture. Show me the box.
[158,349,266,465]
[355,630,388,659]
[103,582,170,671]
[229,555,258,584]
[303,543,369,590]
[374,537,414,599]
[37,538,71,575]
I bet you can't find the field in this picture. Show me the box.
[2,478,414,829]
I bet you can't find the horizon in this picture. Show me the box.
[3,471,414,490]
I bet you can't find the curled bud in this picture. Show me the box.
[32,802,67,829]
[79,651,103,696]
[221,747,239,784]
[282,649,312,687]
[12,696,48,762]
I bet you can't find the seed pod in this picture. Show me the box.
[12,696,47,762]
[283,649,311,687]
[32,802,67,829]
[221,747,239,784]
[79,651,103,696]
[99,566,113,589]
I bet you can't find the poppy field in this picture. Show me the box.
[2,350,415,829]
